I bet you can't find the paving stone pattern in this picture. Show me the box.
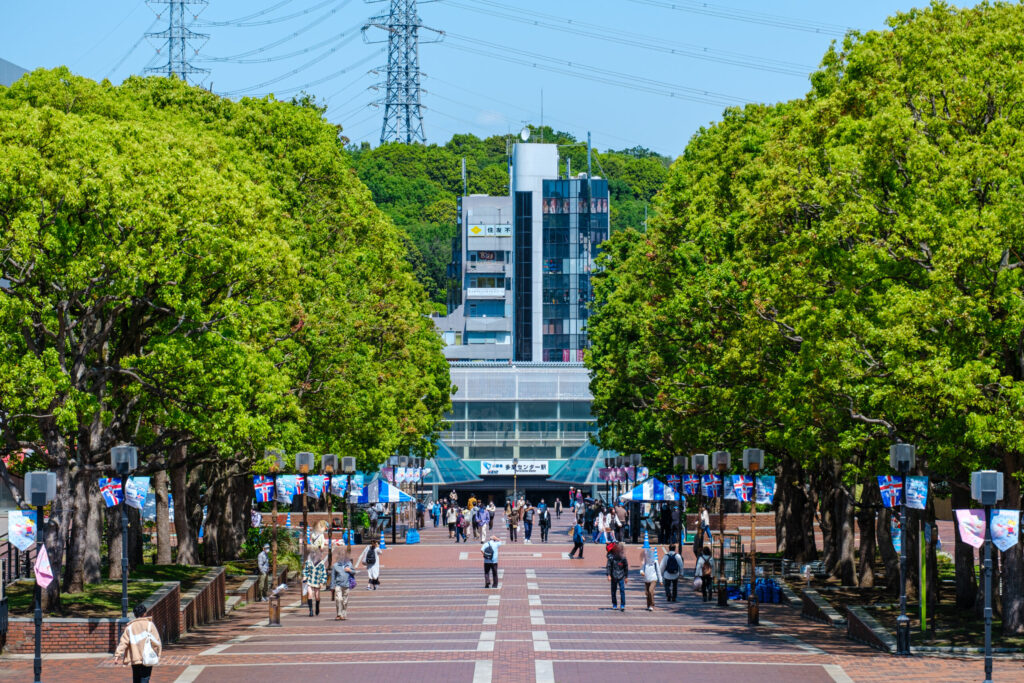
[1,512,1020,682]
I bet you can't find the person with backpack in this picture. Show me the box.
[507,503,520,543]
[659,543,684,603]
[357,541,382,590]
[538,504,551,542]
[454,507,468,543]
[522,501,536,543]
[695,545,715,602]
[114,603,162,683]
[481,534,503,588]
[568,518,585,559]
[606,542,629,611]
[329,548,357,620]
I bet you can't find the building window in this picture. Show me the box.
[514,191,533,361]
[467,300,505,317]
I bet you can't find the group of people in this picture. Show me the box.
[503,497,553,543]
[437,495,497,543]
[604,542,717,610]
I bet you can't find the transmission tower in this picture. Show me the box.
[145,1,210,84]
[362,1,442,144]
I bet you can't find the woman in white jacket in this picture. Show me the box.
[638,547,661,611]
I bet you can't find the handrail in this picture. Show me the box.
[1,535,38,589]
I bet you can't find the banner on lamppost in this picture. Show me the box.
[955,509,986,549]
[682,474,699,496]
[891,514,902,553]
[877,475,903,508]
[756,476,776,505]
[700,474,720,498]
[125,476,150,510]
[9,509,36,551]
[731,475,753,502]
[254,475,275,503]
[905,476,928,510]
[275,475,299,504]
[991,509,1020,552]
[330,475,348,497]
[98,477,124,507]
[306,475,327,499]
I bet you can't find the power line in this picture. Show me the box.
[199,24,362,63]
[199,0,348,27]
[220,31,364,96]
[444,0,812,77]
[201,5,358,61]
[195,0,297,25]
[627,0,849,35]
[440,32,743,107]
[269,49,384,97]
[106,16,163,80]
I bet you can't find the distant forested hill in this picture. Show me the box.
[346,127,671,306]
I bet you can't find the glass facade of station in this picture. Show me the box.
[540,178,609,362]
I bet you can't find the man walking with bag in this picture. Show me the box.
[568,518,585,559]
[481,535,503,588]
[114,603,162,683]
[329,549,356,620]
[659,544,684,602]
[256,543,271,601]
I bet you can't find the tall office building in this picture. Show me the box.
[428,143,614,502]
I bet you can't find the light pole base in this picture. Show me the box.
[717,583,728,606]
[896,614,911,655]
[748,599,759,625]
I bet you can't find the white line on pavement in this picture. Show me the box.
[473,660,493,683]
[824,664,855,683]
[535,660,555,682]
[532,631,551,652]
[199,644,231,656]
[530,608,545,626]
[528,595,542,606]
[459,552,469,560]
[526,569,537,578]
[769,633,826,655]
[477,631,496,652]
[174,665,205,683]
[527,582,539,590]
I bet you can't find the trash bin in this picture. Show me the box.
[268,593,281,627]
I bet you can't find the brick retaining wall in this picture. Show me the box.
[179,567,225,633]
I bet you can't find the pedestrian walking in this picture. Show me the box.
[357,541,382,590]
[329,549,356,620]
[446,504,457,538]
[522,501,536,543]
[476,504,491,538]
[114,603,162,683]
[416,499,426,529]
[302,549,327,616]
[699,505,713,544]
[538,504,551,543]
[638,547,661,611]
[455,507,468,543]
[507,504,520,543]
[471,502,481,540]
[481,534,503,588]
[432,500,441,527]
[695,546,715,602]
[256,543,271,601]
[568,518,585,559]
[606,542,629,611]
[659,544,683,602]
[554,498,562,518]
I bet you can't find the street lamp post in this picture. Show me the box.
[890,443,915,655]
[25,470,56,683]
[513,455,519,505]
[604,456,615,505]
[630,454,643,544]
[692,453,708,556]
[713,450,731,607]
[295,452,315,558]
[341,456,357,545]
[972,470,1003,683]
[266,450,284,587]
[322,455,337,566]
[743,448,764,626]
[110,445,138,622]
[673,456,689,551]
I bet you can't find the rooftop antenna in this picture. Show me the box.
[540,89,544,143]
[461,157,467,196]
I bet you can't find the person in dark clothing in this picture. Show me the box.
[538,505,551,542]
[606,542,629,611]
[659,505,673,544]
[696,546,715,602]
[569,519,585,559]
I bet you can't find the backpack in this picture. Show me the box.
[700,556,712,577]
[482,542,495,561]
[665,553,680,575]
[366,546,377,566]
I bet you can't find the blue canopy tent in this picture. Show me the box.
[619,478,680,502]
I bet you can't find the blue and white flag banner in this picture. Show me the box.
[9,509,37,551]
[730,475,753,502]
[306,475,327,499]
[125,476,150,510]
[275,475,298,504]
[878,475,903,508]
[905,476,928,510]
[891,514,902,553]
[991,509,1020,552]
[619,478,678,502]
[253,475,275,503]
[682,474,700,496]
[98,477,124,507]
[330,475,348,497]
[756,476,776,505]
[701,474,721,498]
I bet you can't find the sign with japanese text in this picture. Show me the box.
[480,460,549,476]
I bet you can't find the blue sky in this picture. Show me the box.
[2,0,925,155]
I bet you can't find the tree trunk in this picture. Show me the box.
[65,469,103,593]
[801,480,819,561]
[818,466,838,575]
[856,478,878,588]
[834,476,856,586]
[904,509,920,602]
[1001,449,1024,635]
[154,468,172,565]
[951,481,977,610]
[170,444,198,564]
[925,495,939,625]
[777,455,810,562]
[203,466,251,566]
[128,505,144,569]
[42,461,72,612]
[107,504,123,580]
[877,507,900,593]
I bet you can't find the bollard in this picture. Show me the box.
[268,593,281,627]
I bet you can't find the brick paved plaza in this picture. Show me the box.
[2,514,1021,683]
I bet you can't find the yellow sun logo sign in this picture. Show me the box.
[470,225,483,235]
